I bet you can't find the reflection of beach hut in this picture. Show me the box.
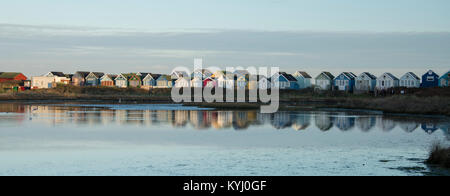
[355,116,376,132]
[271,112,293,129]
[398,121,419,133]
[314,112,334,131]
[216,111,233,129]
[421,123,438,134]
[376,117,396,132]
[233,111,250,130]
[291,113,311,131]
[174,110,189,127]
[333,114,355,131]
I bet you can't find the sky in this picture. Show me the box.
[0,0,449,77]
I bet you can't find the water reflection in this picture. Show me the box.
[0,103,449,138]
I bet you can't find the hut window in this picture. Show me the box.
[427,76,434,81]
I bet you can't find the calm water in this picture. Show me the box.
[0,102,449,176]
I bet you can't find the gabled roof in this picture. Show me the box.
[0,72,24,79]
[359,72,377,80]
[47,72,66,77]
[142,73,161,81]
[339,72,356,80]
[157,75,171,81]
[234,70,249,76]
[89,72,105,78]
[402,72,420,80]
[194,69,212,74]
[281,72,297,82]
[316,72,335,80]
[171,71,190,78]
[101,74,118,80]
[74,71,90,77]
[424,70,438,76]
[379,73,399,81]
[295,71,312,78]
[439,71,450,79]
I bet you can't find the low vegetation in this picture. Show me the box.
[426,142,450,168]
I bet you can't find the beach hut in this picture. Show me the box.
[31,72,70,89]
[156,75,173,88]
[400,72,420,88]
[439,71,450,87]
[421,70,439,88]
[258,76,271,90]
[126,73,142,88]
[315,72,335,90]
[271,72,298,89]
[355,72,377,92]
[85,72,105,86]
[376,73,399,90]
[191,77,203,88]
[292,71,312,89]
[203,77,216,88]
[0,72,27,83]
[171,71,189,80]
[100,74,117,87]
[114,74,129,88]
[216,73,235,89]
[192,69,212,79]
[236,75,249,89]
[174,77,191,88]
[72,71,90,86]
[334,72,356,92]
[141,73,161,88]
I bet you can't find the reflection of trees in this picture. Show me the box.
[376,117,396,132]
[292,113,311,131]
[333,113,355,131]
[314,112,334,131]
[356,116,376,132]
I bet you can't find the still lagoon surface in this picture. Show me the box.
[0,102,449,176]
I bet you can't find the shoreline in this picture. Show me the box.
[1,95,449,117]
[1,86,449,116]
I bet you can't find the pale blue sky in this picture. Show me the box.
[0,0,449,77]
[1,0,450,31]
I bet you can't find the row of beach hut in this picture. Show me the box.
[12,69,450,91]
